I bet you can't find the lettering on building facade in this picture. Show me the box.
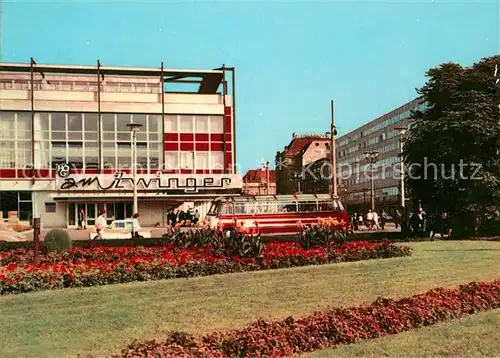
[55,164,238,193]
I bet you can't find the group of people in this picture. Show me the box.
[349,206,452,238]
[406,208,452,239]
[350,209,392,231]
[166,208,200,227]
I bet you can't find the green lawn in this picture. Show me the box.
[307,309,500,357]
[0,241,499,358]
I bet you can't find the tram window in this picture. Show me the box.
[298,202,318,212]
[235,203,248,214]
[208,202,222,214]
[221,204,233,215]
[257,202,277,213]
[278,202,297,212]
[318,201,339,211]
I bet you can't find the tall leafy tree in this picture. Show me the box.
[403,55,500,236]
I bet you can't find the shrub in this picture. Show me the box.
[299,218,347,249]
[477,219,500,237]
[226,230,265,258]
[43,229,72,252]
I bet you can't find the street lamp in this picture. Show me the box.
[292,171,304,193]
[364,151,379,211]
[395,127,406,208]
[127,122,143,215]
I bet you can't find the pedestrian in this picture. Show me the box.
[193,210,200,225]
[358,213,364,231]
[352,212,359,231]
[409,207,426,238]
[78,209,86,230]
[95,210,107,240]
[131,213,143,239]
[381,210,388,230]
[395,208,402,229]
[366,210,374,230]
[373,210,380,230]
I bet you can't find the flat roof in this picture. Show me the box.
[0,61,232,94]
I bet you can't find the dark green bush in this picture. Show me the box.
[299,225,346,249]
[477,219,500,237]
[44,229,72,252]
[226,231,265,258]
[161,228,264,258]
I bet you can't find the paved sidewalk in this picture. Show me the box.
[352,222,401,234]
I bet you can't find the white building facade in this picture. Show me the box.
[0,61,242,228]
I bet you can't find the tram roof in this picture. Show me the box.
[214,194,339,202]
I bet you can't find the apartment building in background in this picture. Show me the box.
[275,133,331,194]
[0,60,242,228]
[336,97,427,214]
[242,166,276,195]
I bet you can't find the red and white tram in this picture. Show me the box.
[205,194,348,236]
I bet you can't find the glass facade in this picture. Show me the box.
[0,191,32,221]
[101,113,162,170]
[0,112,32,168]
[0,111,163,171]
[334,99,425,206]
[164,114,225,171]
[164,115,224,133]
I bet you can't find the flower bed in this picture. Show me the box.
[118,278,500,357]
[0,241,410,295]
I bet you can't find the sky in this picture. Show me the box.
[1,0,499,174]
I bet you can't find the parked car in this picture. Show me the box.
[88,219,152,240]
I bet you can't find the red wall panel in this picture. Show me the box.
[180,142,194,151]
[180,133,194,141]
[210,133,223,142]
[195,142,210,151]
[164,133,179,141]
[210,142,224,151]
[224,115,232,133]
[164,142,179,151]
[195,133,209,141]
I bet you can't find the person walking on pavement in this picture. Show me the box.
[95,210,107,240]
[372,210,380,230]
[395,208,402,229]
[131,213,143,239]
[352,212,359,231]
[380,210,388,230]
[78,209,86,230]
[358,213,364,231]
[366,210,374,230]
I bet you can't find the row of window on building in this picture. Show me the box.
[348,186,400,201]
[0,112,229,170]
[0,79,164,94]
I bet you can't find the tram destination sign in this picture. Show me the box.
[55,164,242,193]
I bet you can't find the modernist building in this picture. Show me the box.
[275,133,330,194]
[336,97,427,213]
[242,166,276,196]
[0,60,242,228]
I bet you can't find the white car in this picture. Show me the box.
[88,219,152,240]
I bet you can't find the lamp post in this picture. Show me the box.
[362,188,369,212]
[364,151,379,211]
[395,127,406,209]
[127,123,143,215]
[292,172,304,193]
[330,100,338,197]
